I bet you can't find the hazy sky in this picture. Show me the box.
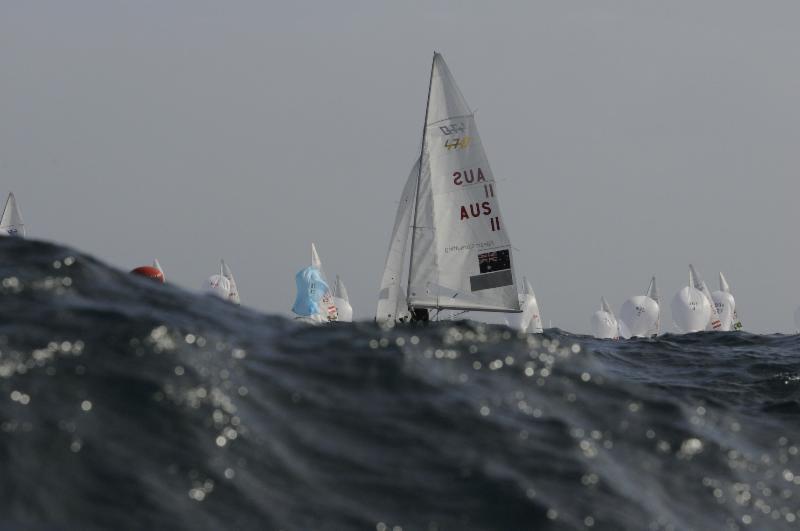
[2,1,798,333]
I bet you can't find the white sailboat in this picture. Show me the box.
[503,277,543,333]
[332,275,353,322]
[619,277,660,338]
[591,297,619,339]
[221,259,241,305]
[204,262,231,300]
[0,193,25,237]
[711,272,741,331]
[688,264,723,331]
[293,243,338,323]
[525,278,544,334]
[671,267,712,333]
[795,306,800,333]
[376,52,521,322]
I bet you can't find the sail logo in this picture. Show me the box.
[444,137,471,150]
[6,227,17,236]
[439,122,466,135]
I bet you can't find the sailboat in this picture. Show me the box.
[376,53,521,323]
[619,277,660,338]
[711,272,741,331]
[204,262,231,300]
[688,264,723,331]
[293,243,339,323]
[591,297,619,339]
[671,266,712,333]
[795,306,800,333]
[221,260,241,305]
[0,193,25,237]
[504,277,543,333]
[153,259,165,281]
[646,276,661,336]
[332,276,353,322]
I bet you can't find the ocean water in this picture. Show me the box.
[1,238,799,530]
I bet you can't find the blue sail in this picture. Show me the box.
[292,266,329,317]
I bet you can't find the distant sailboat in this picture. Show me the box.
[619,277,660,338]
[332,275,353,322]
[671,267,712,333]
[526,278,544,334]
[376,53,521,322]
[688,264,722,331]
[204,262,231,300]
[591,297,619,339]
[153,259,165,281]
[795,307,800,333]
[293,243,338,323]
[504,277,543,333]
[0,193,25,237]
[646,276,661,336]
[712,272,741,331]
[221,260,241,305]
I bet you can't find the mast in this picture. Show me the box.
[405,52,437,312]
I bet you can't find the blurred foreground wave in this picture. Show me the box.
[0,238,799,530]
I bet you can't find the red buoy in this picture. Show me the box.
[130,266,165,283]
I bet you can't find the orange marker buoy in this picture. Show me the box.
[130,266,165,283]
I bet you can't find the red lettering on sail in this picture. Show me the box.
[452,167,486,186]
[458,202,494,221]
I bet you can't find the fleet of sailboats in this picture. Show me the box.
[2,52,791,336]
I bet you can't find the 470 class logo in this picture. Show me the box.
[444,136,471,150]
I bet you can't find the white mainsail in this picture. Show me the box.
[376,159,419,323]
[646,276,661,336]
[153,259,165,281]
[0,193,25,237]
[221,259,241,305]
[333,275,353,322]
[525,278,544,334]
[592,296,619,339]
[405,53,520,313]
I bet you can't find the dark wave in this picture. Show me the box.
[0,238,799,530]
